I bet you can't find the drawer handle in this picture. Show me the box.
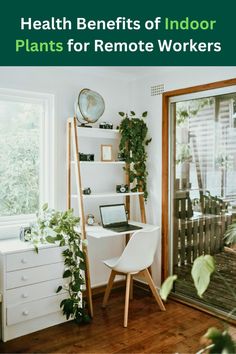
[22,310,29,316]
[22,293,28,299]
[21,275,28,281]
[21,258,27,264]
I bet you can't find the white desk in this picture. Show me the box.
[75,221,158,239]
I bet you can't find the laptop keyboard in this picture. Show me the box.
[109,224,142,232]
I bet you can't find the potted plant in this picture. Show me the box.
[26,204,90,323]
[118,111,151,200]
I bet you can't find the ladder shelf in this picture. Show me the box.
[67,117,147,318]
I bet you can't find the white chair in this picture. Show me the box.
[102,227,166,327]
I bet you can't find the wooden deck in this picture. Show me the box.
[174,250,236,314]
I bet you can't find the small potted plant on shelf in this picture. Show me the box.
[26,204,90,324]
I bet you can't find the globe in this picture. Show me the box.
[75,88,105,126]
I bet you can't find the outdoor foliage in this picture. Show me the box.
[118,111,151,200]
[0,101,40,217]
[224,222,236,246]
[26,204,90,323]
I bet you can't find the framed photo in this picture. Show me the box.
[101,144,113,161]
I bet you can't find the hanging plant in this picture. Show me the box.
[118,111,151,200]
[26,204,90,324]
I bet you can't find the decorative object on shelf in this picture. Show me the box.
[101,144,113,161]
[75,88,105,128]
[86,214,95,226]
[116,184,129,193]
[25,204,90,324]
[19,226,31,241]
[118,111,152,200]
[79,153,94,162]
[117,152,126,161]
[83,187,91,195]
[99,122,113,129]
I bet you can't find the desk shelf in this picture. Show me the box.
[72,192,144,199]
[75,222,158,239]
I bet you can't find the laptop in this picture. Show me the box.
[99,203,143,233]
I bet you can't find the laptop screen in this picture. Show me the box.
[100,204,127,227]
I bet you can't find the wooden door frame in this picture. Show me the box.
[161,77,236,281]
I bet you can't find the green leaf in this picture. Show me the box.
[79,262,86,271]
[130,111,135,116]
[76,249,85,259]
[60,239,66,247]
[160,275,177,301]
[45,236,56,244]
[191,255,215,297]
[145,138,152,146]
[63,269,72,278]
[118,112,125,117]
[56,285,62,293]
[204,328,236,354]
[42,203,48,211]
[55,234,63,241]
[142,111,148,117]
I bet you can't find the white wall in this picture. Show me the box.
[0,67,131,287]
[1,66,236,287]
[129,66,236,285]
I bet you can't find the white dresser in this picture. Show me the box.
[0,239,68,342]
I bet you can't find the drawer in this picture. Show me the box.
[6,278,68,306]
[6,263,65,289]
[6,247,65,271]
[6,294,66,325]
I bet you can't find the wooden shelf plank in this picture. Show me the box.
[71,192,144,199]
[77,127,119,139]
[71,161,125,165]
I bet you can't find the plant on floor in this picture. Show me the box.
[118,111,152,200]
[160,255,236,353]
[26,204,90,324]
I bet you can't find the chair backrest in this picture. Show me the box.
[113,227,160,274]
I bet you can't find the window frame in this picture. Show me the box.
[0,88,55,239]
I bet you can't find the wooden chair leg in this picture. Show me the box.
[130,276,133,300]
[102,270,116,308]
[142,269,166,311]
[124,273,131,327]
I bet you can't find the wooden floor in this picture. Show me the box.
[174,250,236,314]
[0,287,234,354]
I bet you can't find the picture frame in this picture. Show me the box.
[101,144,113,161]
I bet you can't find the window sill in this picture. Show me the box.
[0,217,36,240]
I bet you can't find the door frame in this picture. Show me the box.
[161,77,236,281]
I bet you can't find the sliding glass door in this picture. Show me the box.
[169,85,236,318]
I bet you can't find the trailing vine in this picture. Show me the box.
[118,111,151,200]
[26,204,90,324]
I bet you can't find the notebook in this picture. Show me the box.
[99,203,143,233]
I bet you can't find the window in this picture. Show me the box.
[0,89,54,238]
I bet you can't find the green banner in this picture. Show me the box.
[0,0,235,66]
